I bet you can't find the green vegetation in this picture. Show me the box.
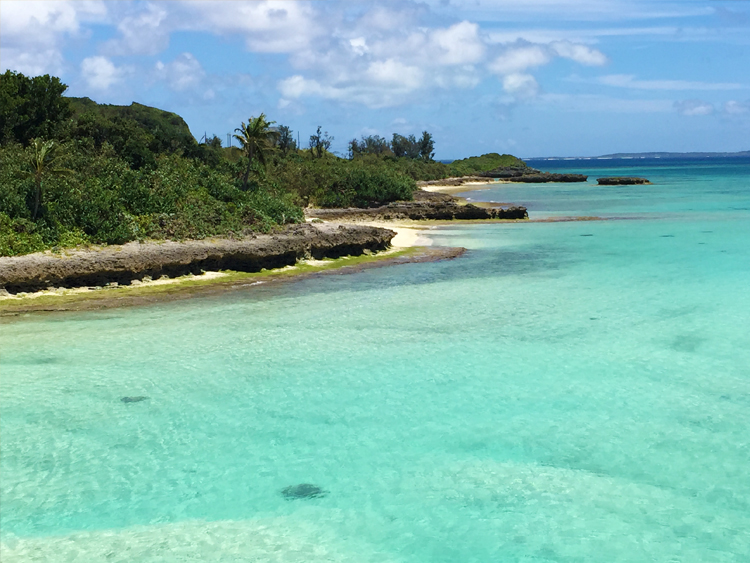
[233,113,278,191]
[0,70,529,257]
[449,153,528,177]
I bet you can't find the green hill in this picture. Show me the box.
[67,97,200,168]
[449,153,528,177]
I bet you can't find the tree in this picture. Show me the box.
[0,71,72,145]
[309,126,333,158]
[233,113,278,190]
[276,125,297,157]
[24,139,73,220]
[418,131,435,161]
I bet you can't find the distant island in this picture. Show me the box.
[527,151,750,160]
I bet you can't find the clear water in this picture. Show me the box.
[2,158,749,562]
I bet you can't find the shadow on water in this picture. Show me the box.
[1,355,60,365]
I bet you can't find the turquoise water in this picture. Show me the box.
[2,159,749,562]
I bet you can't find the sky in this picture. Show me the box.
[1,0,749,159]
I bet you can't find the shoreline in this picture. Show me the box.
[0,220,462,317]
[0,245,465,317]
[0,186,607,316]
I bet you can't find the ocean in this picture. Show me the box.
[2,158,749,562]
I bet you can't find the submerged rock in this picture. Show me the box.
[121,396,149,403]
[281,483,328,500]
[597,177,651,185]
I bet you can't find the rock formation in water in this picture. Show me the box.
[281,484,328,499]
[480,166,588,183]
[306,190,528,222]
[0,223,394,294]
[596,177,651,185]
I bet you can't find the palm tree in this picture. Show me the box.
[25,139,73,220]
[233,113,278,191]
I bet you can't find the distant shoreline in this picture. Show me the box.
[524,151,750,161]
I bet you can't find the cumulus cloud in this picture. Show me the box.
[104,3,169,56]
[154,53,206,92]
[490,45,551,75]
[80,56,129,90]
[0,0,107,74]
[488,40,606,100]
[430,21,485,65]
[502,73,540,99]
[723,100,750,115]
[182,1,323,54]
[367,60,424,89]
[675,99,715,116]
[275,15,493,108]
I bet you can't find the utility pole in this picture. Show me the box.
[227,133,231,148]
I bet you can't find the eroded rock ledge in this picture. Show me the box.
[306,190,528,221]
[417,167,588,186]
[0,223,394,294]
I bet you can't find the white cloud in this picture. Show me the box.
[155,53,206,92]
[430,21,485,65]
[550,41,608,66]
[503,73,540,99]
[80,56,127,90]
[0,0,107,75]
[488,40,606,100]
[182,1,322,54]
[598,74,743,91]
[367,60,424,89]
[675,99,715,116]
[490,45,550,74]
[350,38,369,56]
[104,3,169,56]
[723,100,750,115]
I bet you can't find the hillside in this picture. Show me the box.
[449,153,528,176]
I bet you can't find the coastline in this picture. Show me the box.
[0,185,604,316]
[0,221,460,317]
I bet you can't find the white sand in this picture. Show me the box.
[420,181,496,194]
[357,222,433,248]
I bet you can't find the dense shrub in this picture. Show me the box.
[0,213,46,256]
[270,156,417,208]
[449,153,528,176]
[0,140,304,255]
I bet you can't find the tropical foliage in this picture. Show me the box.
[233,113,278,190]
[449,153,528,177]
[0,70,529,256]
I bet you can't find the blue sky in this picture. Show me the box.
[2,0,748,158]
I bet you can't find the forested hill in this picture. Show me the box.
[66,97,201,169]
[1,70,529,257]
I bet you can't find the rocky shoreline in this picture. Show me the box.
[417,166,588,187]
[0,189,531,298]
[0,223,394,294]
[306,189,528,221]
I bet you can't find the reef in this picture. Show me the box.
[480,166,588,183]
[597,177,652,185]
[281,484,328,499]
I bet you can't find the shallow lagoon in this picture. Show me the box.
[2,159,749,562]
